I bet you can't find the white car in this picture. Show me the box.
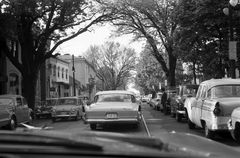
[185,78,240,139]
[228,107,240,143]
[84,90,142,130]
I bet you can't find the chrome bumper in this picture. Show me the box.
[85,118,140,124]
[176,110,185,115]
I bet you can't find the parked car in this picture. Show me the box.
[0,94,33,130]
[149,92,162,111]
[228,107,240,143]
[51,97,83,122]
[163,89,177,115]
[170,84,199,122]
[185,78,240,139]
[141,95,150,104]
[84,90,142,130]
[35,98,58,119]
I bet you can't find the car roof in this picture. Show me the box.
[200,78,240,89]
[96,90,135,96]
[0,94,23,99]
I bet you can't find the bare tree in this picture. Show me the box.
[85,42,136,90]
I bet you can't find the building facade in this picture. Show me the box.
[43,57,70,98]
[59,54,97,100]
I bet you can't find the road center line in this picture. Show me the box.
[141,114,151,137]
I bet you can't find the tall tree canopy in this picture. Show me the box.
[0,0,114,109]
[176,0,230,80]
[101,0,180,87]
[85,42,136,90]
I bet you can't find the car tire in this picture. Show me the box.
[52,117,56,122]
[8,116,17,130]
[74,112,80,121]
[164,108,168,115]
[90,124,97,130]
[171,112,176,118]
[234,123,240,143]
[204,123,215,139]
[176,113,182,122]
[27,113,33,125]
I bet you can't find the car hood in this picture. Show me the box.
[214,98,240,116]
[3,129,239,158]
[53,105,76,111]
[88,102,136,111]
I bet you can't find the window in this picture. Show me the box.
[62,68,64,78]
[66,69,68,79]
[53,65,56,76]
[58,66,60,77]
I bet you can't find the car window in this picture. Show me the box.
[211,85,240,98]
[0,98,13,106]
[200,85,207,99]
[196,85,203,99]
[16,98,22,106]
[58,98,77,105]
[96,94,134,103]
[23,98,27,105]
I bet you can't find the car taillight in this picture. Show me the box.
[213,102,221,116]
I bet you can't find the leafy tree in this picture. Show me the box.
[0,0,114,110]
[176,0,229,80]
[85,42,136,90]
[101,0,180,87]
[135,45,165,95]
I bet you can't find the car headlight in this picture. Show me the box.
[71,108,77,113]
[52,109,56,113]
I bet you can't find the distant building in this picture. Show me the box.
[59,54,97,100]
[43,57,70,98]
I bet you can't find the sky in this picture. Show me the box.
[54,24,145,94]
[55,24,145,57]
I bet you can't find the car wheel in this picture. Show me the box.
[171,112,176,118]
[233,123,240,143]
[27,114,33,125]
[176,113,182,122]
[52,117,56,122]
[74,112,80,121]
[204,123,215,139]
[90,124,97,130]
[164,108,168,115]
[8,116,17,130]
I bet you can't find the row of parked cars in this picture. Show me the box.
[1,91,142,131]
[146,78,240,143]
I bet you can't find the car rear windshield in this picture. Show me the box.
[46,99,58,106]
[95,94,135,103]
[211,85,240,98]
[58,98,77,105]
[0,98,13,106]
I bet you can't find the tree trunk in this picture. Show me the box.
[192,62,197,85]
[167,53,177,87]
[22,72,38,110]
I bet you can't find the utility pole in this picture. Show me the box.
[72,55,76,96]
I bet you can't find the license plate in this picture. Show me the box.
[61,112,67,115]
[106,113,118,119]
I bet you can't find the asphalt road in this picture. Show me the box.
[30,102,240,150]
